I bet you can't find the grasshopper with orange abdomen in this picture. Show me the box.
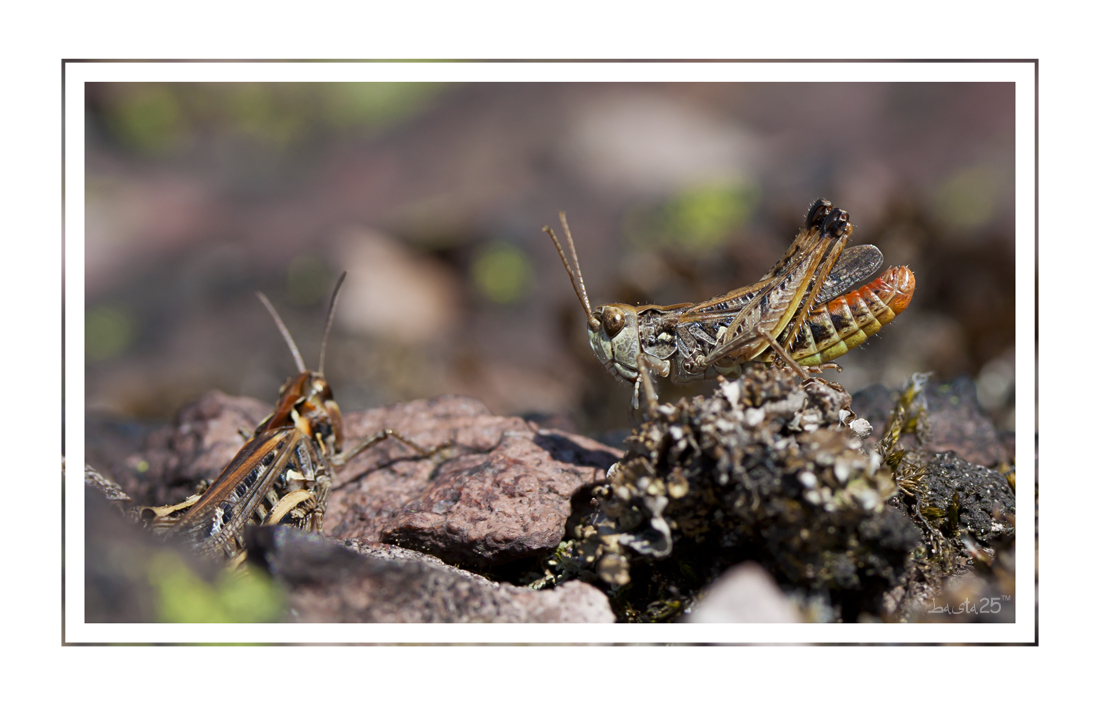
[544,199,915,412]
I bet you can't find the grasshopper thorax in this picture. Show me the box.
[259,370,345,457]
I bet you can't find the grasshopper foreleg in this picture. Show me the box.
[333,428,451,467]
[632,352,669,420]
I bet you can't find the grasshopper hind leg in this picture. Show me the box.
[757,326,842,380]
[756,327,813,381]
[306,473,331,533]
[757,326,848,398]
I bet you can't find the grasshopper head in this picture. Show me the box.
[588,303,642,383]
[545,213,641,385]
[256,273,349,453]
[300,372,345,454]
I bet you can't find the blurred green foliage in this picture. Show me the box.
[933,165,1002,232]
[86,304,135,362]
[471,241,533,304]
[147,552,285,623]
[98,83,448,157]
[326,82,443,129]
[102,84,185,154]
[624,181,760,255]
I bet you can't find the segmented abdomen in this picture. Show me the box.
[787,265,915,366]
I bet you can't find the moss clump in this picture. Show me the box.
[876,374,1016,619]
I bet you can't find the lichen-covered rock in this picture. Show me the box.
[551,366,922,620]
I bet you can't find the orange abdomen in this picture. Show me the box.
[788,266,916,366]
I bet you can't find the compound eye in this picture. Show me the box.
[805,199,833,230]
[312,378,330,398]
[602,308,626,337]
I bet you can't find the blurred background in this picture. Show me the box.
[84,82,1016,438]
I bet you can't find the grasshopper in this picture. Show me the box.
[138,273,446,565]
[545,199,915,412]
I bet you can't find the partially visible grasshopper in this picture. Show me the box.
[545,199,915,411]
[139,273,445,565]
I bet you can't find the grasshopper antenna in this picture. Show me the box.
[318,271,347,377]
[544,211,600,330]
[257,291,307,374]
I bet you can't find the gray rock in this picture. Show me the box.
[247,526,614,623]
[687,562,800,623]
